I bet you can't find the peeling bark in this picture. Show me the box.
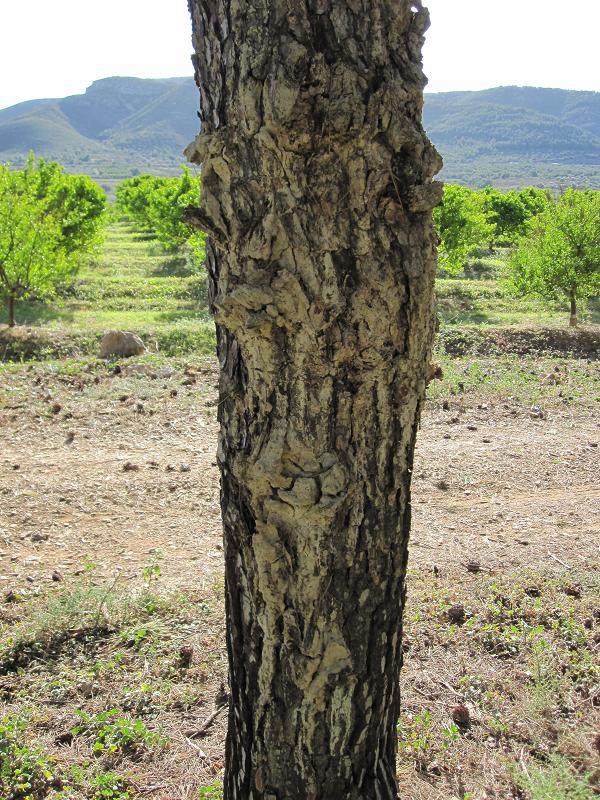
[186,1,441,797]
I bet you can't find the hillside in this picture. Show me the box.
[0,77,200,191]
[1,78,599,189]
[423,86,600,188]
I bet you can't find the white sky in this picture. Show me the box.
[0,0,598,109]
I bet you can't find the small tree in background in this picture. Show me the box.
[116,170,205,266]
[434,184,494,275]
[0,156,106,326]
[508,189,600,326]
[483,187,551,248]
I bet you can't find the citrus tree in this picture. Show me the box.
[434,184,493,274]
[508,189,600,326]
[483,187,550,247]
[0,157,106,326]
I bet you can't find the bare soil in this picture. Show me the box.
[1,364,598,590]
[0,358,598,799]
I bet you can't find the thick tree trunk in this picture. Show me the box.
[569,290,577,327]
[7,296,15,327]
[186,2,441,797]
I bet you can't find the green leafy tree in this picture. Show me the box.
[508,189,600,326]
[0,157,106,326]
[116,170,205,265]
[115,174,165,231]
[434,184,494,275]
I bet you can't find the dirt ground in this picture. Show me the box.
[1,364,598,590]
[1,359,599,799]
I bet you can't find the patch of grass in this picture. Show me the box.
[198,783,223,799]
[0,716,59,800]
[514,755,598,800]
[427,353,600,407]
[398,567,600,798]
[71,709,166,758]
[0,570,226,796]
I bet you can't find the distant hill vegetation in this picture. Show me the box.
[0,78,598,190]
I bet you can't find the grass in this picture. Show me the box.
[2,565,598,799]
[0,566,226,798]
[1,224,598,364]
[0,222,215,349]
[428,354,600,407]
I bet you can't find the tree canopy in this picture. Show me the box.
[0,156,106,326]
[116,170,205,261]
[508,189,600,325]
[433,184,493,275]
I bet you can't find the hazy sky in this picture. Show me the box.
[1,0,598,109]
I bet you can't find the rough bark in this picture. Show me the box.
[569,289,578,327]
[7,296,15,327]
[186,2,442,797]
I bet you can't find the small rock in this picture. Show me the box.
[466,561,481,574]
[51,403,62,415]
[179,464,192,473]
[442,400,450,411]
[77,681,94,698]
[135,402,145,414]
[447,604,466,624]
[451,703,471,727]
[170,389,178,398]
[54,731,74,746]
[563,585,582,599]
[30,532,49,543]
[467,425,478,431]
[443,433,451,440]
[524,586,541,598]
[12,464,19,470]
[65,431,75,445]
[123,462,140,472]
[436,479,450,491]
[589,442,598,449]
[100,331,145,359]
[482,438,492,444]
[51,571,64,583]
[178,645,194,668]
[530,405,545,419]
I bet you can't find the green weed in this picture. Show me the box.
[71,708,166,757]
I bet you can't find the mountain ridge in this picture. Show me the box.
[1,77,598,189]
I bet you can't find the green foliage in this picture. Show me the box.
[508,189,600,324]
[71,709,165,756]
[514,755,597,800]
[483,187,550,245]
[198,784,223,799]
[116,170,206,261]
[90,772,131,800]
[0,154,106,325]
[434,184,494,275]
[0,716,58,800]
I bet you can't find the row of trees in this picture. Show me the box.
[115,170,205,264]
[435,185,600,325]
[0,156,106,326]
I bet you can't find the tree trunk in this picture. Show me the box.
[569,290,577,327]
[7,295,15,327]
[186,2,442,797]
